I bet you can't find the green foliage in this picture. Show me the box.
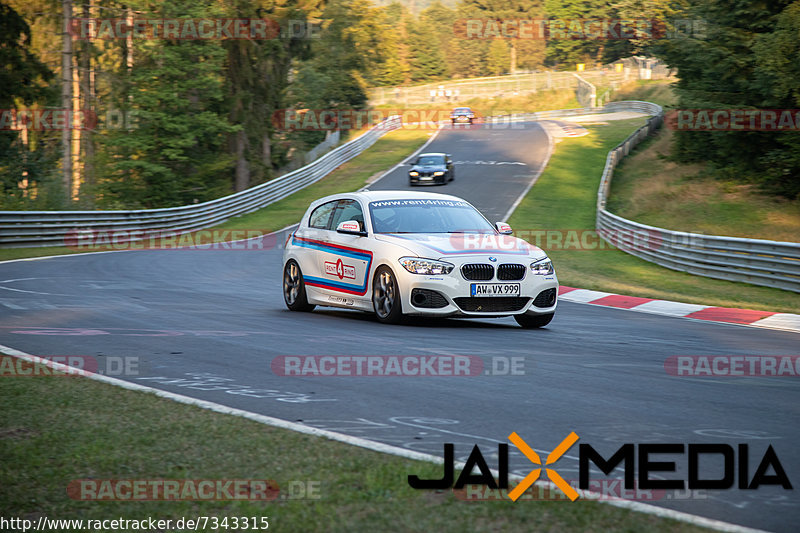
[660,0,800,199]
[11,0,795,208]
[487,40,510,75]
[297,0,384,108]
[92,0,234,208]
[0,2,53,109]
[0,1,57,209]
[544,0,611,67]
[408,18,448,81]
[419,0,458,77]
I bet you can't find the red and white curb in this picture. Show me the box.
[558,286,800,334]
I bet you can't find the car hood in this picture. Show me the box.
[373,233,546,262]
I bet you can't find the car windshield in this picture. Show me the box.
[454,108,471,113]
[369,199,495,234]
[415,155,445,166]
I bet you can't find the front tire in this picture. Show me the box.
[283,260,315,312]
[514,312,553,329]
[372,266,404,324]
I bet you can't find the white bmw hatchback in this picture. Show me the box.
[282,191,558,327]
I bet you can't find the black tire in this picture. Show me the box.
[372,266,404,324]
[514,312,554,329]
[283,260,315,312]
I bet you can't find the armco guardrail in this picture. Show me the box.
[0,116,401,248]
[595,101,800,293]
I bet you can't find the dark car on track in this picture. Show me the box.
[450,107,475,124]
[408,153,454,185]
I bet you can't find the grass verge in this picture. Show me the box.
[610,79,678,108]
[609,126,800,243]
[0,128,432,263]
[508,118,800,314]
[0,367,710,532]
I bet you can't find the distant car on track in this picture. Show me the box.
[282,190,558,327]
[408,153,454,185]
[450,106,475,124]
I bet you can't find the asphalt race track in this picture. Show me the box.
[368,121,550,222]
[1,122,798,532]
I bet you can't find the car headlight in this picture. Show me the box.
[433,171,445,176]
[399,257,454,275]
[530,258,553,275]
[409,171,419,176]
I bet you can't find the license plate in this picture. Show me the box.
[420,176,433,180]
[470,283,520,297]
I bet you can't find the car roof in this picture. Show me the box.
[312,190,467,206]
[416,152,446,157]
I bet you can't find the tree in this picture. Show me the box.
[378,2,412,85]
[0,1,58,208]
[93,0,235,208]
[223,0,310,191]
[751,1,800,198]
[301,0,384,109]
[419,1,455,78]
[409,18,448,81]
[487,39,510,75]
[453,0,546,73]
[544,0,612,68]
[659,0,800,199]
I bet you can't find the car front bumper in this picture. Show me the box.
[410,174,447,185]
[393,262,558,317]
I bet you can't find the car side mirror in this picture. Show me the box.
[336,220,367,236]
[495,222,513,235]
